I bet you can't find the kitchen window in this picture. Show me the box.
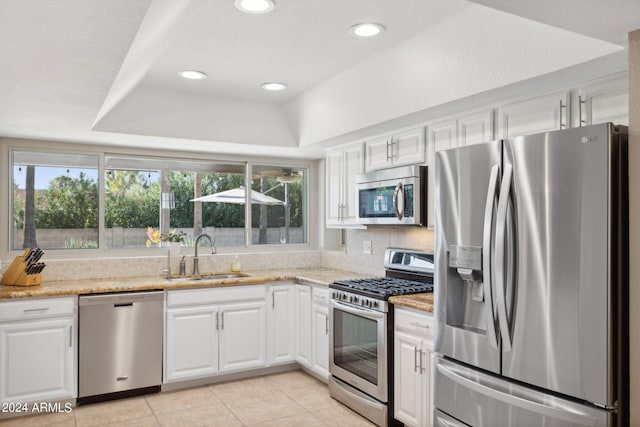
[11,151,99,250]
[250,165,307,245]
[105,157,246,249]
[9,150,309,252]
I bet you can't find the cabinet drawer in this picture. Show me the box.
[312,287,330,306]
[394,307,433,338]
[167,285,266,307]
[0,296,76,321]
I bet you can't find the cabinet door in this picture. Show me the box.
[497,91,570,138]
[394,330,424,427]
[294,285,312,368]
[343,144,364,223]
[392,127,426,167]
[578,78,628,126]
[427,119,457,229]
[0,317,75,403]
[326,148,344,225]
[165,305,219,383]
[219,301,267,373]
[458,110,493,146]
[365,135,393,171]
[312,303,330,380]
[269,285,295,365]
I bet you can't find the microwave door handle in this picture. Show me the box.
[393,182,404,220]
[483,164,500,349]
[495,163,513,351]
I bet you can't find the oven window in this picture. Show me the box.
[333,308,379,385]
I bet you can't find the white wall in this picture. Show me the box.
[285,4,621,147]
[627,28,640,427]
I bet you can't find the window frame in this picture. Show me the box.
[2,140,313,260]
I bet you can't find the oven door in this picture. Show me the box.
[329,299,388,402]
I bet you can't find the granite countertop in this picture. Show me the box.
[0,268,372,299]
[389,293,434,313]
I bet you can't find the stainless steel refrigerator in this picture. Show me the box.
[433,123,628,426]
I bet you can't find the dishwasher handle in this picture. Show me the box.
[79,291,164,306]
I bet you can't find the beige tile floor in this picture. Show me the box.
[0,370,375,426]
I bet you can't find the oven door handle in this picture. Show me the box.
[330,299,385,320]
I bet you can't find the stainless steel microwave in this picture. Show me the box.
[355,165,426,226]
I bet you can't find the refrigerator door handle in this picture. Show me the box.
[438,362,599,426]
[482,164,500,349]
[495,163,513,351]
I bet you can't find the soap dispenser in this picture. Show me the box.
[231,254,241,272]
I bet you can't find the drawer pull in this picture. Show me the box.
[23,307,50,313]
[116,376,128,381]
[410,322,430,329]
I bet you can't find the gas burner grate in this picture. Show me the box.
[332,277,433,297]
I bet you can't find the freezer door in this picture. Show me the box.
[434,357,611,427]
[502,124,617,405]
[434,140,501,374]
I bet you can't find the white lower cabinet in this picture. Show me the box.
[268,284,295,365]
[164,285,267,383]
[394,307,434,427]
[311,287,330,380]
[165,305,219,382]
[294,284,313,368]
[164,282,333,385]
[219,301,267,373]
[294,284,330,381]
[0,297,77,405]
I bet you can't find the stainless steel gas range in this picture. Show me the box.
[328,248,434,427]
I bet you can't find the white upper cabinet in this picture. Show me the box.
[428,119,458,153]
[326,143,364,227]
[365,127,426,172]
[576,76,628,127]
[497,91,570,138]
[458,110,494,146]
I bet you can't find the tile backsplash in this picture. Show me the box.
[0,228,434,282]
[322,227,435,277]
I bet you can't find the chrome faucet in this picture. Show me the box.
[193,233,216,275]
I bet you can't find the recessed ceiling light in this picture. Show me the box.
[234,0,275,14]
[178,70,207,80]
[349,23,385,38]
[261,82,287,91]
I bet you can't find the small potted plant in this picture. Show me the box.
[146,228,186,248]
[163,230,186,256]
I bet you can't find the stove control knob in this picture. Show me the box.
[372,301,378,308]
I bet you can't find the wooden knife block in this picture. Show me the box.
[1,257,42,286]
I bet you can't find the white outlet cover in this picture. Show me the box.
[363,240,372,255]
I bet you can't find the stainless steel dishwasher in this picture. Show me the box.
[78,291,163,403]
